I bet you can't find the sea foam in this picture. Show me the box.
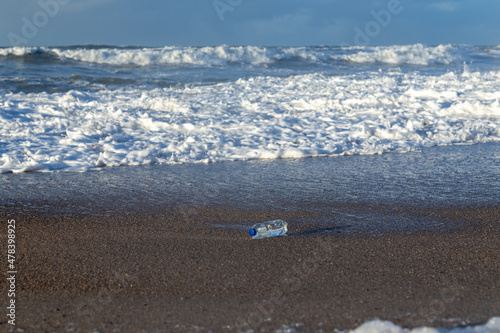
[337,44,459,65]
[1,68,500,173]
[349,317,500,333]
[0,44,466,67]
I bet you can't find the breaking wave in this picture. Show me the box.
[0,44,472,67]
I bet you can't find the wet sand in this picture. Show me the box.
[1,204,499,332]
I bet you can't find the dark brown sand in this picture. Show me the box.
[2,204,499,332]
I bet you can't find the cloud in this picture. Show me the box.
[2,0,500,47]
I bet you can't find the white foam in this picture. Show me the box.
[349,317,500,333]
[338,44,459,65]
[0,46,44,57]
[1,69,500,173]
[51,45,275,66]
[0,44,462,67]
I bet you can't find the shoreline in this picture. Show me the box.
[3,143,500,233]
[1,144,500,332]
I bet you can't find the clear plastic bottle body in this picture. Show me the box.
[249,220,288,239]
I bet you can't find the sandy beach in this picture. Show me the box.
[2,205,499,332]
[1,144,500,332]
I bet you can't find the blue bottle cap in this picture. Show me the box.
[249,228,257,237]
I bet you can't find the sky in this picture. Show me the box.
[1,0,500,47]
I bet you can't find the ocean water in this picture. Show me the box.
[1,44,500,173]
[2,143,500,233]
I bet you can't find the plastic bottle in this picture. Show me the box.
[249,220,288,239]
